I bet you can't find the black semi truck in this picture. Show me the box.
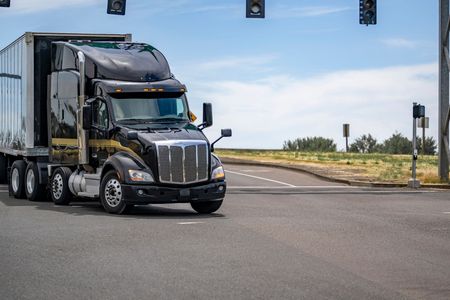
[0,32,231,214]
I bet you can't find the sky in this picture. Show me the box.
[0,0,439,150]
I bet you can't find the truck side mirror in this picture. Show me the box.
[221,129,232,137]
[211,128,232,152]
[202,103,213,128]
[82,105,91,130]
[127,131,138,140]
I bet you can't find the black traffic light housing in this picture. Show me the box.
[0,0,11,8]
[107,0,126,15]
[246,0,265,18]
[359,0,376,25]
[413,104,425,119]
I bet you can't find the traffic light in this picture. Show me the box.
[359,0,376,25]
[107,0,126,15]
[0,0,10,8]
[246,0,265,18]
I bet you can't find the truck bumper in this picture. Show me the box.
[121,181,226,204]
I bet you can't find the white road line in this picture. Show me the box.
[177,222,205,225]
[226,170,296,187]
[228,186,357,189]
[443,212,450,214]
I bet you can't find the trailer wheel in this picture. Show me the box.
[100,170,128,214]
[191,200,223,214]
[0,155,7,184]
[9,160,26,199]
[50,167,73,205]
[25,162,45,202]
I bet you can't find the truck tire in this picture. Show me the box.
[25,162,45,202]
[9,160,26,199]
[0,155,7,184]
[100,170,129,214]
[50,167,73,205]
[191,200,223,214]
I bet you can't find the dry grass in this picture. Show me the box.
[216,149,447,184]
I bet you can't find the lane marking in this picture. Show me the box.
[226,170,296,187]
[443,212,450,214]
[177,222,205,225]
[228,185,356,189]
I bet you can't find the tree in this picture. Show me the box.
[349,134,379,153]
[382,132,411,154]
[417,136,437,155]
[283,137,336,152]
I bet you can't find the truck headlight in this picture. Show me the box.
[211,166,225,180]
[128,170,154,182]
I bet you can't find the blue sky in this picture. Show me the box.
[0,0,439,149]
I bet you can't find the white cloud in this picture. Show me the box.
[272,6,352,19]
[0,0,102,14]
[381,38,418,49]
[190,63,438,150]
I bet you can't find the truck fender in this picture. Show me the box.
[101,152,151,183]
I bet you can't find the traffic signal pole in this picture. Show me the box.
[439,0,450,182]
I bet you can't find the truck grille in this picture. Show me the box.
[155,140,209,184]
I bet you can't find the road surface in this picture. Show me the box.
[1,164,449,299]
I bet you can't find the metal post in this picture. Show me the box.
[346,137,349,152]
[422,125,426,155]
[409,103,421,188]
[439,0,450,182]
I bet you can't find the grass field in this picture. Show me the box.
[216,149,448,184]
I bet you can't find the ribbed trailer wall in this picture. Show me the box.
[0,35,28,156]
[0,32,131,158]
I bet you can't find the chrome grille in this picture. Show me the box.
[156,140,209,184]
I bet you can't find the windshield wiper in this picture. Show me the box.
[155,117,188,122]
[118,118,154,124]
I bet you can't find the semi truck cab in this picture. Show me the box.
[0,33,231,214]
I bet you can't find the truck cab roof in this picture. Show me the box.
[53,41,172,83]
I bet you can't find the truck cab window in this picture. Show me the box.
[93,100,109,129]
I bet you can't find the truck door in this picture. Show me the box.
[90,98,110,166]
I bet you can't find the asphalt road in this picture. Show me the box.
[1,164,450,300]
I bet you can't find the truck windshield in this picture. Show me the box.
[110,95,189,124]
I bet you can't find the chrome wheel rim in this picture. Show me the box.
[26,169,35,195]
[11,168,20,193]
[104,179,122,208]
[52,173,63,200]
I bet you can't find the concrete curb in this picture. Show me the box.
[221,157,450,190]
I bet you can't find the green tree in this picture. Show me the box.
[382,132,411,154]
[282,137,336,152]
[349,134,379,153]
[417,136,437,155]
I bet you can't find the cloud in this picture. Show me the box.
[381,38,418,49]
[0,0,103,14]
[191,63,438,150]
[272,6,352,19]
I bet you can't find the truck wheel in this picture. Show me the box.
[50,167,73,205]
[9,160,26,199]
[100,170,128,214]
[25,162,45,202]
[0,155,7,184]
[191,200,223,214]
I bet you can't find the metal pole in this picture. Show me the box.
[346,137,349,152]
[412,105,417,181]
[422,125,426,155]
[439,0,450,181]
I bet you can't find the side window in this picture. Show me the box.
[93,100,109,129]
